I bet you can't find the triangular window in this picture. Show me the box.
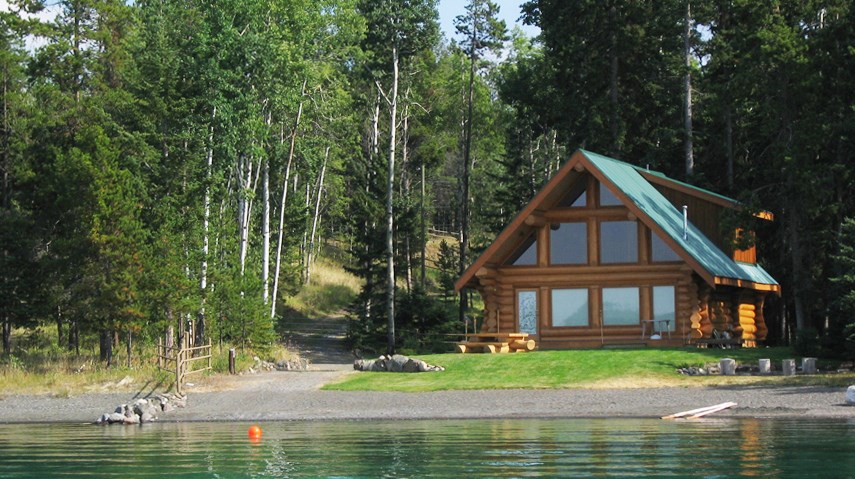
[651,232,681,262]
[557,180,587,207]
[507,233,537,266]
[599,183,622,206]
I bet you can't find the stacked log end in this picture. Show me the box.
[692,283,713,339]
[710,300,729,335]
[738,301,757,348]
[754,295,768,341]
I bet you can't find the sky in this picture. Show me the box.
[1,0,541,51]
[437,0,539,42]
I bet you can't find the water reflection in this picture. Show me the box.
[0,418,853,478]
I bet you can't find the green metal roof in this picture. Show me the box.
[581,150,779,288]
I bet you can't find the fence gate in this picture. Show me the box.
[157,332,212,395]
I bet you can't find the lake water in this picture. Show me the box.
[1,418,853,478]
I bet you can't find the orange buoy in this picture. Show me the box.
[248,425,262,440]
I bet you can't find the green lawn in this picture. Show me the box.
[324,348,854,392]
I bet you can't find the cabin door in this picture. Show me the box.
[517,290,538,335]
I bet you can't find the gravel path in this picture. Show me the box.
[1,365,852,423]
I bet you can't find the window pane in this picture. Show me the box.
[600,221,638,263]
[603,287,639,326]
[518,291,538,334]
[551,289,588,327]
[653,286,676,332]
[651,233,681,262]
[550,223,587,264]
[509,234,537,266]
[558,180,587,207]
[599,184,621,206]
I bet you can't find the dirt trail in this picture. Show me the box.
[280,312,353,368]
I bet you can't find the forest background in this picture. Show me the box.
[1,0,854,365]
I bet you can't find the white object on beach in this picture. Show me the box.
[846,386,855,405]
[720,358,736,376]
[661,402,738,420]
[782,359,796,376]
[802,358,817,374]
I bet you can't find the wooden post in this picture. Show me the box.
[229,348,236,375]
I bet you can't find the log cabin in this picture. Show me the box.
[455,149,780,349]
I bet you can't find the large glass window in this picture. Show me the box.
[603,287,640,326]
[652,286,676,332]
[558,180,587,207]
[518,291,538,334]
[508,234,537,266]
[600,221,638,263]
[550,223,587,264]
[599,184,622,206]
[651,232,681,262]
[551,289,589,327]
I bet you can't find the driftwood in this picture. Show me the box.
[661,402,737,420]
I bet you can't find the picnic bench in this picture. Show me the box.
[455,332,537,354]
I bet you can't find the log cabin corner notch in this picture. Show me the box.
[455,149,780,349]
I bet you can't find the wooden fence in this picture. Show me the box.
[157,332,212,396]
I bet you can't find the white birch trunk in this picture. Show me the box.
[683,2,694,177]
[262,114,271,304]
[270,80,306,318]
[306,147,329,285]
[386,45,399,355]
[199,106,216,340]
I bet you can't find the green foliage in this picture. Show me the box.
[793,328,821,357]
[436,240,458,299]
[828,217,855,359]
[395,287,458,354]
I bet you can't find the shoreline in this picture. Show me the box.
[1,367,853,423]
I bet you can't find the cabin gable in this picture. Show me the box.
[457,149,779,349]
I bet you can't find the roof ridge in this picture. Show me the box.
[579,149,741,206]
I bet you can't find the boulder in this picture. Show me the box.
[846,386,855,405]
[107,412,126,424]
[354,355,444,373]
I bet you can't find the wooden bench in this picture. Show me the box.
[455,333,536,354]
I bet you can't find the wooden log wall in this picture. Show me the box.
[473,265,697,346]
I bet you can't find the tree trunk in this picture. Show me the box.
[2,316,10,355]
[262,116,271,304]
[725,106,734,190]
[386,45,399,356]
[683,1,694,178]
[460,15,477,324]
[420,163,427,288]
[99,329,113,367]
[126,330,132,368]
[199,107,215,344]
[270,80,306,318]
[306,147,329,285]
[67,319,78,354]
[55,307,64,349]
[608,3,620,157]
[788,203,807,331]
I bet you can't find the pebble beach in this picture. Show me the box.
[1,365,852,423]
